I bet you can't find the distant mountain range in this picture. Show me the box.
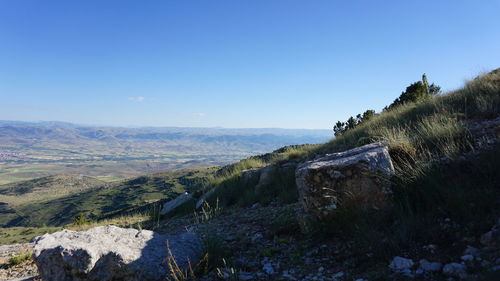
[0,121,331,184]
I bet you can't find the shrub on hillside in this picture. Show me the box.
[9,253,31,266]
[73,213,89,226]
[333,74,441,137]
[386,73,441,111]
[333,109,376,136]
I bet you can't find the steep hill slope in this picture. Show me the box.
[0,168,215,227]
[0,175,106,227]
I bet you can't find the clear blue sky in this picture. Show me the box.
[1,0,499,129]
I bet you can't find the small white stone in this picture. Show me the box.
[252,233,263,242]
[332,271,344,280]
[389,256,414,272]
[442,263,467,279]
[461,255,474,262]
[282,270,297,280]
[463,245,480,256]
[262,263,275,275]
[419,259,442,272]
[238,272,255,281]
[481,260,491,268]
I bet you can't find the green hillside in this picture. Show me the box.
[0,174,106,196]
[0,168,215,227]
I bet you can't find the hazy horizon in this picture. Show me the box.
[0,119,333,131]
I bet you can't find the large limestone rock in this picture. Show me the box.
[480,219,500,247]
[33,225,202,281]
[195,188,216,209]
[296,142,394,232]
[254,165,277,193]
[239,165,278,194]
[240,168,260,180]
[160,192,192,215]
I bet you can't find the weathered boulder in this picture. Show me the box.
[442,262,468,279]
[388,256,414,278]
[240,168,260,180]
[195,188,216,209]
[239,165,278,195]
[254,165,277,193]
[295,142,394,232]
[419,259,442,272]
[389,256,414,272]
[33,225,202,281]
[160,192,192,215]
[480,220,500,247]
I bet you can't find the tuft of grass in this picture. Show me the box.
[215,258,239,281]
[148,202,162,229]
[8,252,32,266]
[194,199,222,224]
[203,230,228,269]
[165,243,196,281]
[69,214,149,231]
[267,205,301,235]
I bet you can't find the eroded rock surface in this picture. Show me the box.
[33,225,202,281]
[295,142,394,232]
[160,192,192,215]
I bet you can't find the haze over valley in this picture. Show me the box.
[0,121,331,184]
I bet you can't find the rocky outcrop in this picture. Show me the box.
[238,165,279,197]
[480,219,500,247]
[295,142,394,232]
[254,165,277,193]
[442,262,468,279]
[418,259,442,272]
[160,192,192,215]
[196,188,216,209]
[389,256,414,277]
[240,168,260,180]
[240,165,277,187]
[33,225,202,281]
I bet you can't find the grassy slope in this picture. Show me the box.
[0,167,216,227]
[198,69,500,262]
[0,174,106,197]
[208,69,500,197]
[0,175,107,228]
